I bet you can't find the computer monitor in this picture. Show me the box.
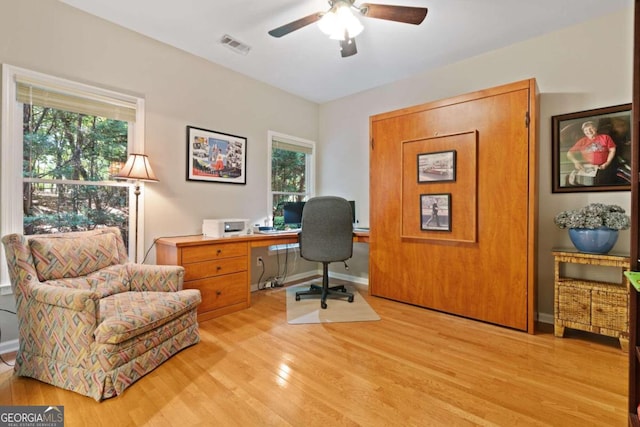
[283,201,305,227]
[283,200,355,227]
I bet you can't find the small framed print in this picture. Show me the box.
[186,125,247,184]
[420,193,451,231]
[417,150,456,183]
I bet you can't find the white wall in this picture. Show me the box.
[319,7,634,321]
[0,0,319,346]
[0,1,634,350]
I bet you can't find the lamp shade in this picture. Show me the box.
[115,153,158,182]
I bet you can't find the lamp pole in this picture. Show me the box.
[133,181,141,263]
[114,153,158,263]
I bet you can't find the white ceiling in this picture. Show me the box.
[59,0,632,104]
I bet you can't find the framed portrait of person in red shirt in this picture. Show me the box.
[552,103,631,193]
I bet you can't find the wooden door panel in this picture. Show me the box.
[370,80,535,331]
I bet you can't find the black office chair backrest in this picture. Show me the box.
[299,196,353,263]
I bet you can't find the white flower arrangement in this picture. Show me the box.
[554,203,630,230]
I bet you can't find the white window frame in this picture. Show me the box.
[1,64,145,293]
[267,130,316,222]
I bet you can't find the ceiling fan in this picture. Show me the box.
[268,0,428,58]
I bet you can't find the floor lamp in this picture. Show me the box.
[115,153,158,263]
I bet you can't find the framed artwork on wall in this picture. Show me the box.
[417,150,456,183]
[420,193,451,231]
[551,104,631,193]
[186,125,247,184]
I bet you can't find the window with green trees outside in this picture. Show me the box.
[269,132,315,230]
[22,104,130,240]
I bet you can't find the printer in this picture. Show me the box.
[202,218,250,238]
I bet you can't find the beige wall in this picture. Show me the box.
[319,7,634,321]
[0,0,319,233]
[0,2,634,349]
[0,0,319,346]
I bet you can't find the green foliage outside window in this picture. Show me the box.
[22,105,129,238]
[271,148,307,228]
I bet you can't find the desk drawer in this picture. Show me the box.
[186,272,247,313]
[184,256,247,281]
[182,242,246,263]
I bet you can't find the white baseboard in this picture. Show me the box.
[537,311,553,325]
[0,338,18,355]
[327,271,369,285]
[250,269,368,292]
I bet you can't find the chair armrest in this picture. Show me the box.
[127,264,185,292]
[31,283,100,312]
[20,283,100,363]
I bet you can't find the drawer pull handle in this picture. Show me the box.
[216,290,222,296]
[216,266,222,271]
[216,249,222,255]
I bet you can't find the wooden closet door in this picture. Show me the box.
[369,79,537,331]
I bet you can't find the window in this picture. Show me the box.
[1,65,145,291]
[268,131,315,229]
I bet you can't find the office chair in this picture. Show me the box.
[295,196,354,309]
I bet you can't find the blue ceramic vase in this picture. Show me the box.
[568,227,619,254]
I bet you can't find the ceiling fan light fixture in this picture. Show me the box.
[317,3,363,41]
[268,1,428,58]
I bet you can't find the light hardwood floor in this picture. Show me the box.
[0,282,628,426]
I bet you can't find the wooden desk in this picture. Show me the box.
[156,231,369,321]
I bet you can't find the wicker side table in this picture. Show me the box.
[553,249,630,351]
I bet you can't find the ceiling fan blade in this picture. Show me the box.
[268,12,323,38]
[359,4,428,25]
[340,37,357,58]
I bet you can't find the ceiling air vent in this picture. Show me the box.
[220,34,251,56]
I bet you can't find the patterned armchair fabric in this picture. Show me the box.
[2,227,201,401]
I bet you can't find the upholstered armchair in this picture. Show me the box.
[2,227,201,401]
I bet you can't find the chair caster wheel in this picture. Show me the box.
[341,288,347,293]
[321,302,327,309]
[295,295,300,301]
[348,296,354,303]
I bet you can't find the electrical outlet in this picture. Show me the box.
[256,256,263,267]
